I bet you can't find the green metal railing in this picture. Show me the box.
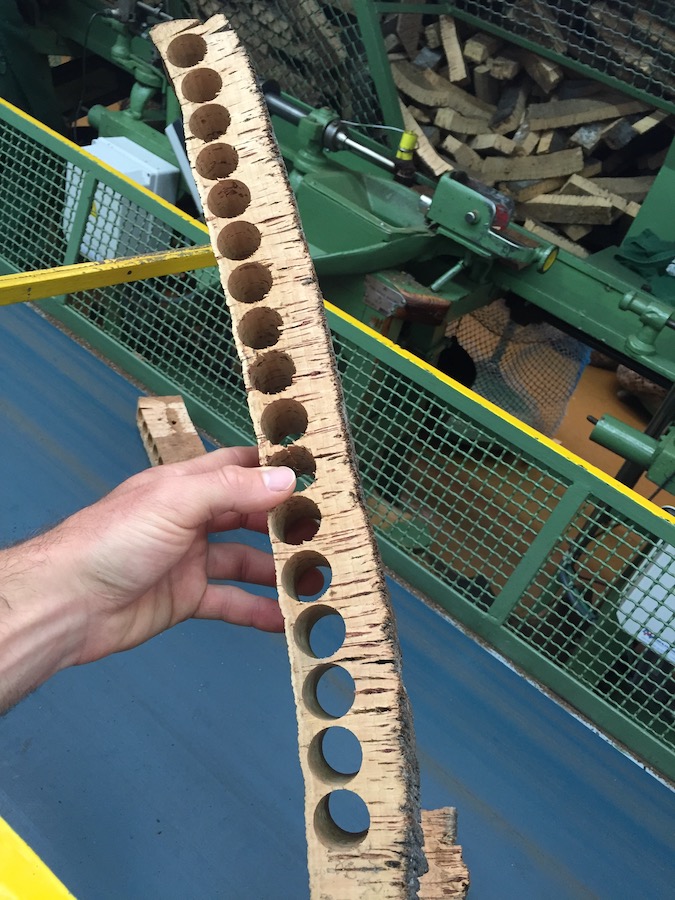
[1,99,674,781]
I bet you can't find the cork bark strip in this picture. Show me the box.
[137,396,206,465]
[152,16,426,898]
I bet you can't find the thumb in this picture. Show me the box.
[162,463,297,530]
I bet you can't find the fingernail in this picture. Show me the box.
[262,466,296,491]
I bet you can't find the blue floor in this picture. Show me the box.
[1,304,673,899]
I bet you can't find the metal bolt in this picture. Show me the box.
[465,210,479,224]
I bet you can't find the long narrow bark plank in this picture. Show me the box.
[480,148,584,185]
[137,396,472,900]
[434,108,491,135]
[590,176,655,203]
[519,193,615,224]
[439,16,467,84]
[152,16,427,898]
[523,218,590,258]
[392,59,495,116]
[527,96,647,131]
[560,174,640,218]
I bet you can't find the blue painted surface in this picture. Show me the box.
[0,304,673,899]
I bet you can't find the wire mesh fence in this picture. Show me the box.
[506,498,675,744]
[0,126,69,270]
[446,0,675,109]
[181,2,675,122]
[184,0,383,123]
[0,101,674,780]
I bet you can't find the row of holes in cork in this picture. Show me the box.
[263,385,368,845]
[167,30,369,846]
[170,35,285,367]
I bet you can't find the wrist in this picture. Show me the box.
[0,535,86,712]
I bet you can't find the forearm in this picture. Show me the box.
[0,538,83,713]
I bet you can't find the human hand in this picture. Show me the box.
[0,447,296,711]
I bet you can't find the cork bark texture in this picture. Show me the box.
[137,396,206,465]
[152,16,426,898]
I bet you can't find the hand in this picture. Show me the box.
[0,447,296,712]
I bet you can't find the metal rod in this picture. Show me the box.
[264,91,307,126]
[264,89,396,172]
[332,131,395,170]
[0,245,214,306]
[430,259,467,292]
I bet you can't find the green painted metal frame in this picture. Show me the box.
[330,311,675,771]
[2,97,675,781]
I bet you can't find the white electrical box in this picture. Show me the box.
[617,513,675,665]
[63,136,180,262]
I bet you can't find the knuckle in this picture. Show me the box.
[216,465,251,497]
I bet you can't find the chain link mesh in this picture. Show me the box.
[185,0,382,123]
[0,108,673,775]
[449,0,675,108]
[181,2,675,120]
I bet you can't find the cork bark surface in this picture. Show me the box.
[137,396,206,465]
[151,16,427,897]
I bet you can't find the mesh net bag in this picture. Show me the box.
[446,298,591,437]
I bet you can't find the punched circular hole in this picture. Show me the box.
[181,67,222,103]
[228,262,273,304]
[294,604,344,658]
[283,551,332,604]
[306,606,344,655]
[217,221,261,260]
[314,791,369,847]
[308,727,363,783]
[249,350,295,395]
[303,664,355,719]
[238,307,282,350]
[271,495,320,544]
[206,179,250,217]
[189,104,231,142]
[195,143,238,180]
[260,398,308,445]
[167,33,207,68]
[268,445,316,492]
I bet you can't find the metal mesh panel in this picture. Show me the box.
[192,2,675,122]
[0,126,68,270]
[1,104,674,778]
[335,335,569,601]
[448,0,675,108]
[187,0,382,122]
[69,267,254,440]
[507,500,675,749]
[67,178,177,263]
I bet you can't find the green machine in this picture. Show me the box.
[9,0,675,475]
[1,0,675,777]
[8,1,675,377]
